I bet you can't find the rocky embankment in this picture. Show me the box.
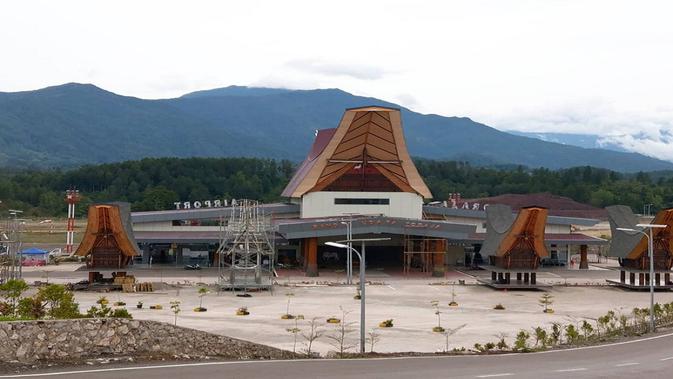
[0,318,290,363]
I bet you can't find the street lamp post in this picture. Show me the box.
[340,220,353,284]
[326,237,390,354]
[326,241,365,353]
[617,223,667,332]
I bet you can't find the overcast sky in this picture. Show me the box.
[2,0,673,160]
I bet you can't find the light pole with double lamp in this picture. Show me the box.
[326,237,390,353]
[617,223,667,332]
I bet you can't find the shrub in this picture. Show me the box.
[597,313,610,336]
[533,327,547,348]
[549,323,562,346]
[87,302,114,318]
[514,330,530,351]
[325,308,358,358]
[431,300,443,331]
[301,317,324,357]
[0,279,29,315]
[564,324,580,345]
[378,319,394,328]
[493,304,505,310]
[580,320,594,340]
[170,300,181,325]
[496,335,509,350]
[6,283,79,320]
[37,284,80,319]
[618,314,629,335]
[111,308,133,319]
[0,302,12,316]
[17,297,45,319]
[198,287,209,310]
[539,293,554,313]
[449,283,458,306]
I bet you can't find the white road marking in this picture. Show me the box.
[475,374,513,378]
[615,362,639,367]
[660,356,673,361]
[555,368,587,372]
[529,331,673,356]
[5,332,673,378]
[387,285,396,290]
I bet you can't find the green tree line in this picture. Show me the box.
[0,157,671,217]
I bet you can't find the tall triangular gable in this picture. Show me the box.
[282,106,432,199]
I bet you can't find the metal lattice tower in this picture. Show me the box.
[1,210,24,282]
[216,199,275,290]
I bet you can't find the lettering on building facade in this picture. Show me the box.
[173,199,238,210]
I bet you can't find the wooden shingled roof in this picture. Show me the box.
[481,204,550,259]
[608,205,673,261]
[495,206,550,259]
[281,106,432,199]
[624,208,673,260]
[75,203,140,258]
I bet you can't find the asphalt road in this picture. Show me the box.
[6,332,673,379]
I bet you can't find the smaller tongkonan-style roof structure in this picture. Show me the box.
[75,203,140,269]
[281,106,432,199]
[607,205,673,270]
[481,204,549,269]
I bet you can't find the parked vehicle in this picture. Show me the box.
[541,257,566,267]
[49,248,70,258]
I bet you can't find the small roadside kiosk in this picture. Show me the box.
[479,204,551,289]
[75,203,140,285]
[21,248,48,266]
[606,205,673,290]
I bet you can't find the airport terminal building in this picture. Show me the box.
[130,106,606,276]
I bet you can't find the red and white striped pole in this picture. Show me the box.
[65,189,80,255]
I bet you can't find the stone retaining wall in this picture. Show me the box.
[0,319,291,363]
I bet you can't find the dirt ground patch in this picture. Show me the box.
[69,278,673,355]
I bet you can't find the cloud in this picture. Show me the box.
[284,59,386,80]
[602,133,673,162]
[395,93,418,108]
[492,100,673,162]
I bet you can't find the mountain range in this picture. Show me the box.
[508,131,628,153]
[0,83,671,172]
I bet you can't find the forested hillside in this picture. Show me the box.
[1,83,672,172]
[0,157,671,217]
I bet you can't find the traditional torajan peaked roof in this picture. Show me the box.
[481,204,549,269]
[607,205,673,269]
[75,203,140,258]
[281,106,432,199]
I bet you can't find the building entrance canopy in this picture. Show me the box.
[276,215,475,241]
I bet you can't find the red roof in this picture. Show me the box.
[458,193,607,219]
[281,128,336,198]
